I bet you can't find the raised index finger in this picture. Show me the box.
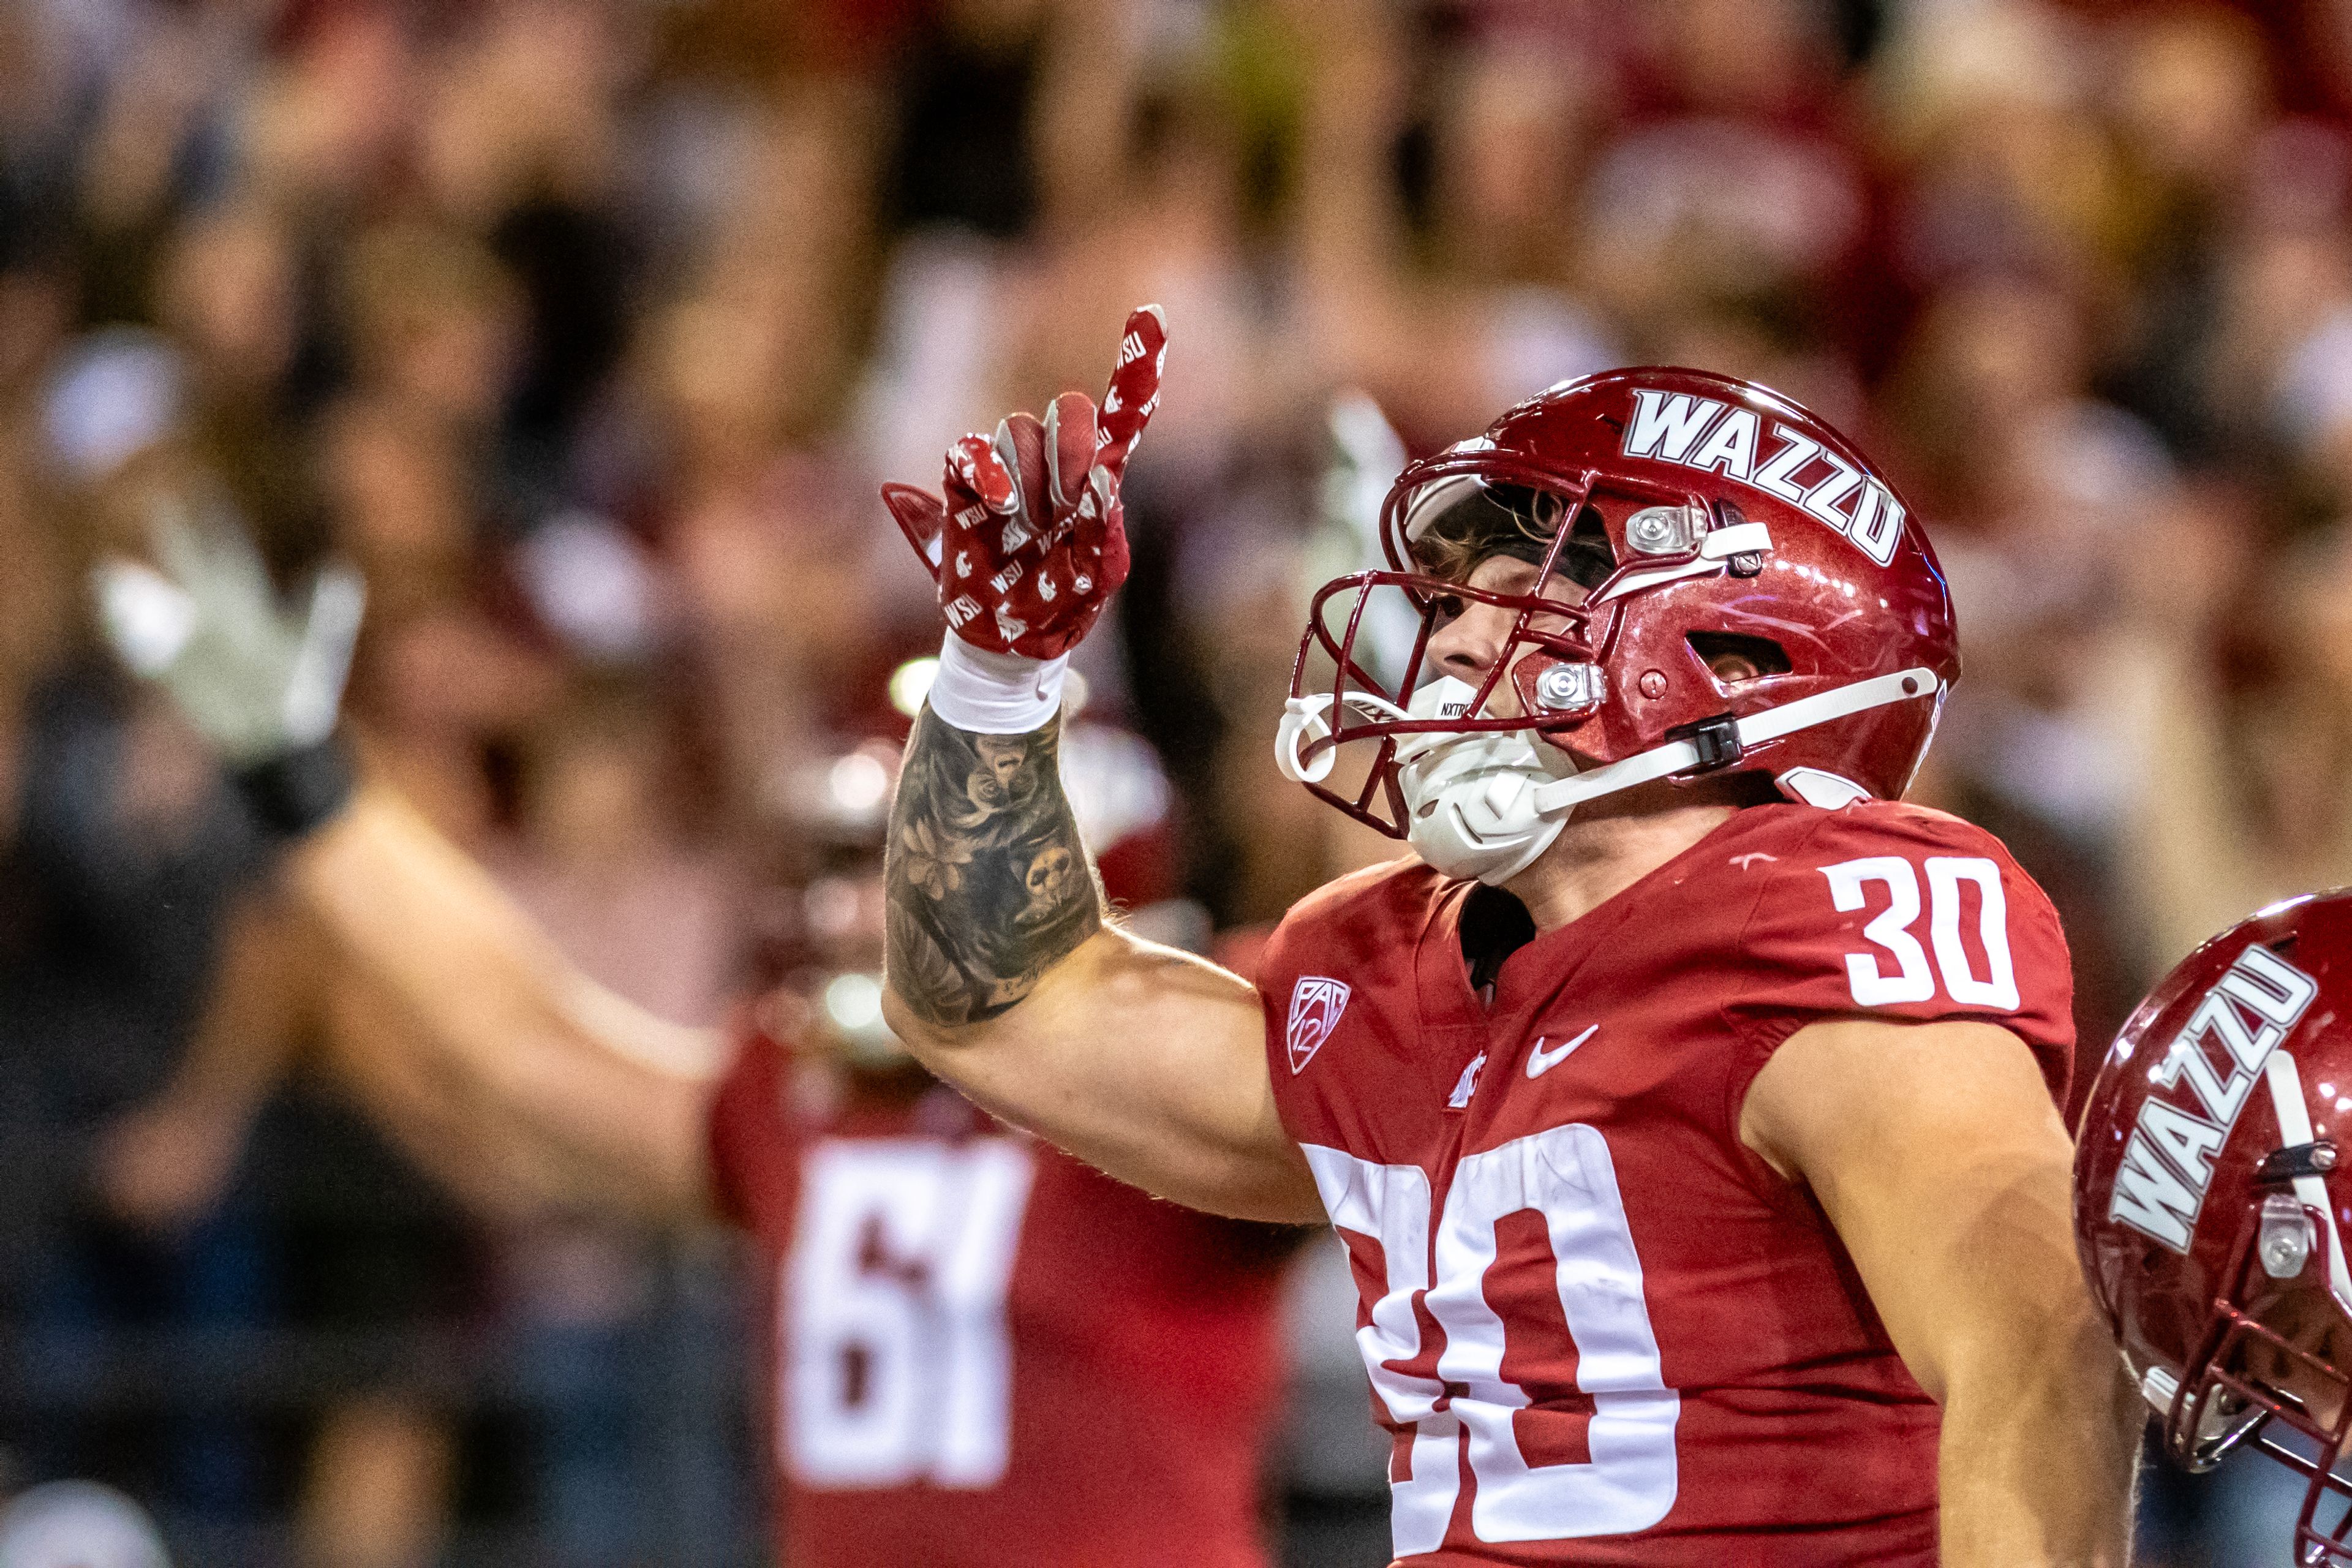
[1093,304,1167,480]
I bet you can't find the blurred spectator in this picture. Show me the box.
[0,328,276,1526]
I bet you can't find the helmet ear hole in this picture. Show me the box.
[1686,631,1791,685]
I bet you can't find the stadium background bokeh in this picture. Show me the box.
[0,0,2343,1562]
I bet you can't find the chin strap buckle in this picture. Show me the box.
[1665,712,1743,774]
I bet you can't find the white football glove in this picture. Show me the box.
[1321,390,1406,564]
[1313,391,1419,688]
[94,504,365,835]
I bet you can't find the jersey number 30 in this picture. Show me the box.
[1306,1129,1680,1551]
[1822,854,2019,1010]
[785,1138,1034,1488]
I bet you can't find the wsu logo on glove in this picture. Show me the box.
[881,304,1166,663]
[1286,977,1352,1074]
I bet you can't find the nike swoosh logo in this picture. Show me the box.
[1526,1025,1599,1079]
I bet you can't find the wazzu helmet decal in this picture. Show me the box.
[2075,891,2352,1565]
[1618,386,1912,566]
[1276,369,1959,884]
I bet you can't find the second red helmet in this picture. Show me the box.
[2076,891,2352,1564]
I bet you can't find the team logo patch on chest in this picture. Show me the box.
[1446,1051,1488,1109]
[1287,976,1352,1074]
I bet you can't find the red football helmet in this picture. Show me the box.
[1277,368,1959,882]
[2076,892,2352,1563]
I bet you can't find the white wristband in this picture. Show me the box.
[926,635,1069,733]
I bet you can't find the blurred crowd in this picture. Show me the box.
[4,0,2352,1562]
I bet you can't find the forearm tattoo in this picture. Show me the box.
[885,707,1103,1026]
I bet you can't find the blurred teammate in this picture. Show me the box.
[2075,890,2352,1566]
[865,309,2138,1562]
[91,529,1301,1568]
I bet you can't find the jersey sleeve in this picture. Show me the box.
[1724,804,2076,1110]
[1252,896,1325,1144]
[705,1009,802,1231]
[1251,859,1450,1151]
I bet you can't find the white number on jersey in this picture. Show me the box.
[1821,854,2018,1011]
[784,1137,1034,1488]
[1305,1129,1681,1553]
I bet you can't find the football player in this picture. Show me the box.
[2075,890,2352,1565]
[869,306,2141,1563]
[89,525,1300,1568]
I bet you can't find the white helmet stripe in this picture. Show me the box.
[2261,1050,2352,1312]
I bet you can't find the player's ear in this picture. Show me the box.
[1687,632,1791,687]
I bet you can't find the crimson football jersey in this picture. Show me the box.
[1257,801,2074,1566]
[707,1021,1299,1568]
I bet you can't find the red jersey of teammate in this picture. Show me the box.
[1257,801,2075,1565]
[706,1019,1297,1568]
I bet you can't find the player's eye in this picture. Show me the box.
[1429,594,1466,627]
[1555,507,1616,589]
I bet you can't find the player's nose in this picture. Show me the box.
[1428,599,1517,684]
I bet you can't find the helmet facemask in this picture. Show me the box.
[2162,1176,2352,1564]
[1277,448,1781,882]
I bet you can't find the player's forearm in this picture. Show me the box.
[151,894,318,1116]
[290,786,720,1222]
[329,973,709,1224]
[1935,1304,2141,1567]
[884,705,1103,1027]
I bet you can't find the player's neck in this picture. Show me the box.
[1506,796,1745,931]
